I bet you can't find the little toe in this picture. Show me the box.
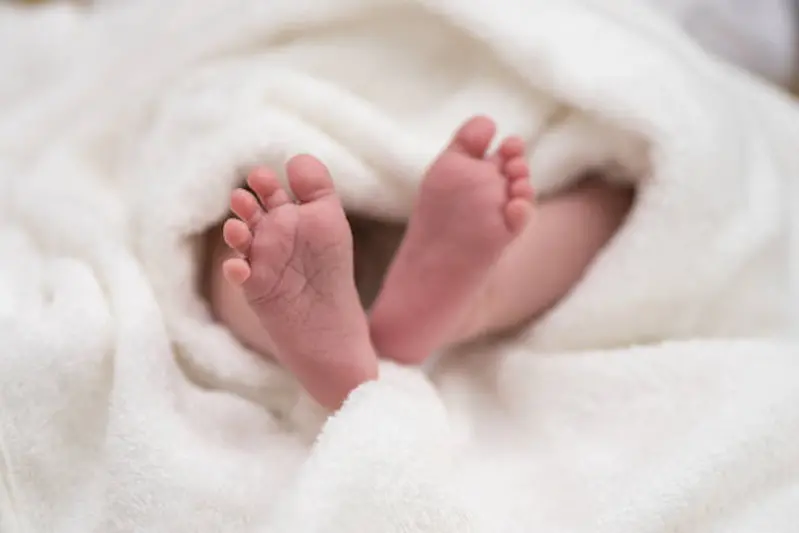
[503,157,530,180]
[504,198,532,234]
[247,167,292,209]
[223,257,252,285]
[230,189,263,225]
[498,136,526,160]
[446,115,497,158]
[286,154,336,203]
[222,218,252,254]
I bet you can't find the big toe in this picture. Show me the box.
[447,115,497,158]
[286,154,336,203]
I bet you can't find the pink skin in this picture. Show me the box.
[369,116,534,364]
[210,115,633,407]
[220,155,377,410]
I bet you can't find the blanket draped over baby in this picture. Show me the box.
[1,0,798,531]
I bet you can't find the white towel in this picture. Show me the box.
[1,1,798,531]
[651,0,797,86]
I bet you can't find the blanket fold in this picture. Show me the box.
[1,1,798,531]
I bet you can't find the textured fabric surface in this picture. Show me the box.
[1,1,799,531]
[650,0,797,85]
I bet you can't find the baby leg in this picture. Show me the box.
[450,177,634,344]
[369,116,534,364]
[369,116,633,364]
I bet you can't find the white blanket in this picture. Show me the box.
[2,1,799,531]
[652,0,798,86]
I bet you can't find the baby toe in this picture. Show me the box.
[446,116,497,158]
[503,157,529,181]
[223,218,253,254]
[247,167,292,209]
[286,154,336,203]
[230,188,262,225]
[222,258,252,285]
[498,136,526,160]
[509,179,534,201]
[504,198,532,234]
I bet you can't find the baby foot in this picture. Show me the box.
[223,155,377,409]
[370,115,533,364]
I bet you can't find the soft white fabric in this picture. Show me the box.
[2,1,799,532]
[651,0,797,85]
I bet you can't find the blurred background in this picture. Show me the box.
[8,0,798,93]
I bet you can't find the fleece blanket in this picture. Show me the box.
[652,0,798,86]
[2,0,799,531]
